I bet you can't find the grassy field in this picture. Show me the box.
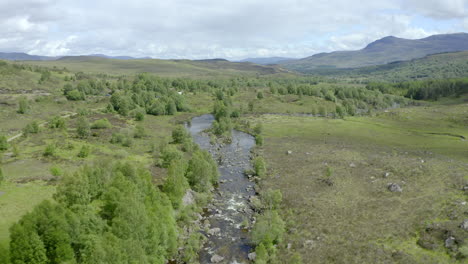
[22,57,289,78]
[249,97,468,263]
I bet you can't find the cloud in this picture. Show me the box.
[0,0,466,59]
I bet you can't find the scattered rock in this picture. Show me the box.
[460,220,468,231]
[248,252,257,261]
[387,183,402,192]
[210,254,224,263]
[287,150,292,155]
[208,228,221,236]
[287,243,292,250]
[384,172,390,178]
[349,162,356,168]
[303,240,315,249]
[182,190,195,206]
[445,236,456,249]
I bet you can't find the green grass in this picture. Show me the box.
[249,101,468,263]
[0,181,55,248]
[23,57,288,78]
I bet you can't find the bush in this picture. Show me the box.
[91,118,112,129]
[252,211,285,246]
[77,145,90,158]
[0,135,8,151]
[76,117,90,138]
[17,97,29,114]
[255,134,264,146]
[23,121,39,135]
[43,143,56,157]
[0,167,4,185]
[254,157,267,178]
[65,89,85,101]
[257,91,264,99]
[49,116,66,129]
[172,125,188,144]
[158,145,183,168]
[133,124,146,138]
[50,166,63,176]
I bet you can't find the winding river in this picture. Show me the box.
[186,114,256,264]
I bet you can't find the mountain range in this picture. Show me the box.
[1,33,468,73]
[282,33,468,72]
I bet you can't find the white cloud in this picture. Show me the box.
[0,0,466,59]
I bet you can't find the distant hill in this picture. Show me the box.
[240,57,297,65]
[25,56,289,78]
[306,51,468,82]
[283,33,468,72]
[0,52,57,61]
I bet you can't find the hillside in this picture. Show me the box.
[283,33,468,71]
[239,57,297,65]
[24,56,289,78]
[305,51,468,82]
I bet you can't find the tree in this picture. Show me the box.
[76,116,90,139]
[17,97,29,114]
[172,125,188,144]
[9,224,48,264]
[159,145,183,168]
[252,211,285,246]
[186,150,218,192]
[162,160,189,209]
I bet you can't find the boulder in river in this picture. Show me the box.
[210,254,224,263]
[208,228,221,236]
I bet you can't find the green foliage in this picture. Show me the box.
[133,124,146,139]
[252,211,285,250]
[91,118,112,129]
[254,157,267,178]
[260,189,283,210]
[257,91,264,99]
[49,166,63,176]
[0,135,8,151]
[253,123,263,135]
[186,149,219,192]
[77,145,90,158]
[110,130,134,147]
[64,89,85,101]
[76,117,90,139]
[255,134,264,146]
[48,116,66,130]
[23,121,39,135]
[17,97,29,114]
[159,145,183,168]
[162,160,189,209]
[172,125,189,144]
[0,167,4,185]
[43,143,56,157]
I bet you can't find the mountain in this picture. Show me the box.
[88,54,152,60]
[283,33,468,72]
[0,52,57,61]
[240,57,297,65]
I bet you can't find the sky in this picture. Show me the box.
[0,0,467,60]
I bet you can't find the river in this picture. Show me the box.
[186,114,256,264]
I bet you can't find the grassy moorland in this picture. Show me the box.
[248,95,468,263]
[0,55,467,263]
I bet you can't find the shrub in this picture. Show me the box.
[158,145,183,168]
[65,89,85,101]
[0,135,7,151]
[172,125,188,144]
[76,117,90,138]
[91,118,112,129]
[17,97,29,114]
[50,166,63,176]
[77,145,90,158]
[43,143,56,157]
[23,121,40,135]
[257,91,264,99]
[254,157,267,178]
[49,116,66,129]
[0,167,4,185]
[133,124,146,138]
[255,134,264,146]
